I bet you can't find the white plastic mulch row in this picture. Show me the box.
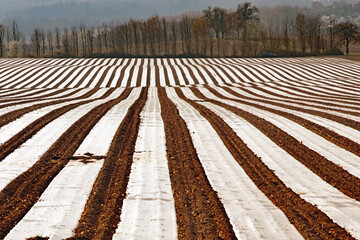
[2,57,360,87]
[184,86,360,239]
[0,87,104,115]
[74,88,142,157]
[216,86,360,145]
[0,88,124,192]
[166,87,304,240]
[114,87,177,239]
[225,85,360,122]
[5,89,143,240]
[204,86,360,178]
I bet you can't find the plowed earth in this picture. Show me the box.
[0,57,360,240]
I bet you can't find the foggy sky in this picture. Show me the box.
[0,0,356,36]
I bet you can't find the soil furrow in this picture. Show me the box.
[165,59,181,86]
[255,84,360,104]
[175,87,354,240]
[237,86,360,116]
[7,67,62,88]
[72,66,98,88]
[218,86,360,132]
[105,59,126,88]
[193,86,360,201]
[173,59,190,85]
[157,87,236,240]
[0,88,104,127]
[135,59,145,87]
[251,86,360,111]
[178,59,200,84]
[192,59,219,84]
[0,88,116,162]
[0,88,93,110]
[0,88,133,239]
[155,59,161,86]
[94,66,114,88]
[115,59,133,87]
[126,59,137,88]
[71,87,148,239]
[0,89,50,100]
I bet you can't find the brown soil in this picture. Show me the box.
[157,87,236,240]
[71,87,148,239]
[0,88,133,239]
[175,87,354,240]
[0,87,112,130]
[213,86,360,158]
[115,59,133,87]
[251,86,360,113]
[193,86,360,201]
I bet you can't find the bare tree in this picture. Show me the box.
[47,30,54,57]
[162,17,169,55]
[236,2,259,56]
[102,23,109,53]
[80,24,87,56]
[170,19,177,55]
[179,15,193,55]
[335,21,359,54]
[295,13,306,54]
[6,26,11,54]
[41,30,46,55]
[62,27,71,56]
[213,7,226,55]
[225,11,238,56]
[192,17,207,55]
[55,27,62,53]
[71,26,79,56]
[139,21,148,55]
[11,21,20,42]
[130,19,140,55]
[96,26,102,54]
[31,28,42,57]
[0,24,5,57]
[147,16,158,55]
[20,33,27,57]
[282,17,290,52]
[87,28,95,55]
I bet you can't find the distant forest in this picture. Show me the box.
[0,1,359,58]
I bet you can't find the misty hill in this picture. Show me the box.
[0,0,358,36]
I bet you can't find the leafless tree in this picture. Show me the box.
[62,27,71,56]
[55,27,62,53]
[11,21,20,42]
[335,21,359,54]
[31,28,42,57]
[180,15,193,54]
[47,30,54,57]
[41,30,46,55]
[295,13,306,54]
[71,26,79,56]
[0,24,5,57]
[139,21,148,55]
[162,17,169,55]
[108,22,116,53]
[282,17,290,52]
[87,28,95,55]
[80,24,87,56]
[130,19,140,55]
[102,23,109,53]
[170,19,177,55]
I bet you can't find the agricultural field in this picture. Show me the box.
[0,57,360,239]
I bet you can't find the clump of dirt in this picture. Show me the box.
[84,152,93,157]
[26,237,49,240]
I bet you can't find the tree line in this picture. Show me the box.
[0,2,358,58]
